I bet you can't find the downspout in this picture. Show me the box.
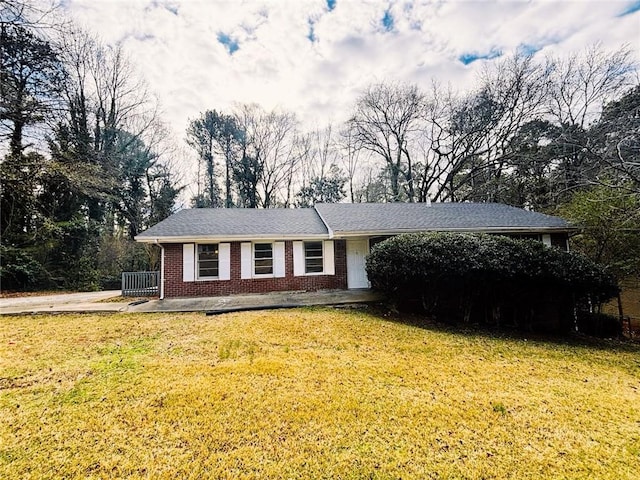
[155,240,165,300]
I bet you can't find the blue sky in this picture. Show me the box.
[619,0,640,16]
[65,0,639,136]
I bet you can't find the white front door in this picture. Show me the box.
[346,239,370,289]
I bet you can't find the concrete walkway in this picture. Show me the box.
[0,289,380,315]
[132,289,380,314]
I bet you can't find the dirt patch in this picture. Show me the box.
[98,295,158,303]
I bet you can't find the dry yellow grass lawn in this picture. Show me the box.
[1,308,639,479]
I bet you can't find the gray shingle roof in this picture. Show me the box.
[136,208,328,239]
[136,203,573,242]
[314,202,571,234]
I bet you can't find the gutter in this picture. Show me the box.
[135,233,331,244]
[329,226,578,238]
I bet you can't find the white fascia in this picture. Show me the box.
[135,234,331,243]
[330,227,576,238]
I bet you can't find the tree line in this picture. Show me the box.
[1,1,182,290]
[185,106,349,209]
[190,47,638,210]
[188,46,639,279]
[1,0,638,291]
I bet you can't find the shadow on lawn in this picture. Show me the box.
[355,302,640,354]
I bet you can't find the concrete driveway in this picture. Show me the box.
[0,291,124,315]
[0,289,380,315]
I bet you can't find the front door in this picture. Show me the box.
[346,239,370,289]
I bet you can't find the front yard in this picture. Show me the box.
[1,308,639,479]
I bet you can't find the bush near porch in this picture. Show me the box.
[366,233,619,335]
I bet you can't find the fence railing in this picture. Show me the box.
[122,271,160,297]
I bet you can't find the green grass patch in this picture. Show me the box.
[1,308,639,479]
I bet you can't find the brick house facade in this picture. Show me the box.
[162,240,347,298]
[136,203,575,299]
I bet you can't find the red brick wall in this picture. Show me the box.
[162,240,348,298]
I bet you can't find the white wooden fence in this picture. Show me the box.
[121,271,160,297]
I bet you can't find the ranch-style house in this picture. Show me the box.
[135,202,574,299]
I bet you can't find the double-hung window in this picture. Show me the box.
[304,241,324,273]
[253,243,273,275]
[293,240,334,277]
[198,244,219,278]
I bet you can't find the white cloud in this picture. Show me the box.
[64,0,640,139]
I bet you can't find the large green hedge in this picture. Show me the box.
[366,233,619,334]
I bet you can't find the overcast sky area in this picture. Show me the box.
[63,0,640,138]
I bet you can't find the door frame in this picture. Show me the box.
[346,238,370,289]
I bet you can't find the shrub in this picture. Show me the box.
[576,312,622,338]
[366,233,619,334]
[0,245,49,291]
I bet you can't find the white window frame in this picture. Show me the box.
[252,242,274,277]
[183,242,230,283]
[293,240,334,276]
[303,241,325,275]
[196,243,219,280]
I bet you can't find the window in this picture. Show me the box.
[198,244,219,278]
[293,240,333,277]
[510,234,541,241]
[304,241,324,273]
[254,243,273,275]
[551,234,569,251]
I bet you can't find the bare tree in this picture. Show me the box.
[309,124,339,179]
[547,44,636,129]
[186,110,223,207]
[451,53,550,202]
[296,124,346,200]
[591,84,640,194]
[416,83,467,202]
[259,109,299,207]
[338,126,361,203]
[540,44,638,200]
[342,47,636,207]
[92,43,158,158]
[1,5,181,289]
[348,82,427,202]
[292,124,348,206]
[411,55,550,203]
[232,104,300,208]
[49,26,162,225]
[1,0,65,31]
[281,132,314,207]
